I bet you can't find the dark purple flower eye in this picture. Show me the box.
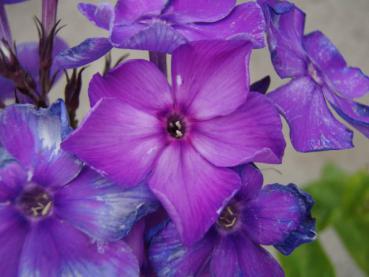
[217,204,239,230]
[166,114,186,139]
[17,185,53,218]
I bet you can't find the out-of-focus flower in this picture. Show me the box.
[264,3,369,152]
[0,100,158,276]
[148,164,316,277]
[55,0,266,68]
[62,40,286,245]
[0,38,68,102]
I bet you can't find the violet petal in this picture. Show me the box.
[172,40,251,120]
[269,77,353,152]
[149,142,241,245]
[54,167,158,241]
[62,98,165,187]
[191,92,285,167]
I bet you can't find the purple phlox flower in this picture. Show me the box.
[148,164,316,277]
[0,100,158,276]
[55,0,266,69]
[0,37,68,102]
[264,3,369,152]
[62,40,286,245]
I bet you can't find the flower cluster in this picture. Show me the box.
[0,0,368,276]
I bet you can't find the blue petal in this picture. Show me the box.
[54,167,159,241]
[78,3,114,31]
[327,92,369,138]
[55,37,112,69]
[0,100,83,188]
[273,184,316,255]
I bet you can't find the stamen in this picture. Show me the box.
[167,116,186,139]
[17,186,53,218]
[217,205,238,230]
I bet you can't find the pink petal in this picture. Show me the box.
[62,99,165,187]
[191,92,285,167]
[149,142,241,245]
[89,60,173,112]
[172,40,251,120]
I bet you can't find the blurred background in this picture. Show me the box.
[6,0,369,276]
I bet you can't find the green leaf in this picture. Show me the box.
[333,170,369,275]
[278,240,335,277]
[334,217,369,276]
[305,164,347,231]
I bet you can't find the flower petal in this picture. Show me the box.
[210,237,242,277]
[238,164,264,201]
[268,77,353,152]
[78,3,114,30]
[304,31,369,99]
[237,233,284,277]
[243,183,316,251]
[62,98,165,187]
[124,220,146,266]
[0,205,29,277]
[55,37,112,69]
[191,92,285,167]
[326,66,369,99]
[165,0,235,23]
[54,167,158,241]
[267,5,307,78]
[149,142,241,245]
[273,184,316,255]
[114,0,166,24]
[88,59,172,111]
[303,31,346,73]
[18,218,139,276]
[18,37,69,84]
[0,161,26,202]
[111,21,187,53]
[327,92,369,138]
[149,222,214,277]
[0,101,83,187]
[172,40,251,120]
[177,2,265,48]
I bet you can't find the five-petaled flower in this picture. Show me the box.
[0,101,158,276]
[62,40,286,246]
[55,0,266,69]
[264,3,369,152]
[149,164,316,277]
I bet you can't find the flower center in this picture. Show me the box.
[217,204,238,230]
[18,186,53,218]
[308,63,324,85]
[166,115,186,139]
